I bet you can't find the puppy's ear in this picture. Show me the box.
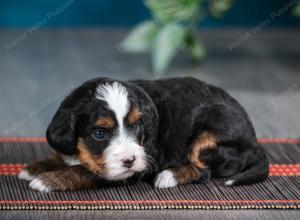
[46,108,77,155]
[130,83,160,155]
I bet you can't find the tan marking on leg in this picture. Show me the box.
[188,132,217,169]
[30,165,95,192]
[171,132,217,184]
[77,138,106,175]
[174,164,201,184]
[127,107,141,125]
[95,116,115,129]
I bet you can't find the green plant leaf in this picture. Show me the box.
[184,33,206,62]
[292,3,300,16]
[120,21,158,53]
[145,0,200,23]
[209,0,234,18]
[152,23,185,75]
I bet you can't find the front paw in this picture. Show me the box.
[18,162,49,181]
[18,169,36,181]
[29,172,65,193]
[29,177,52,193]
[154,170,178,188]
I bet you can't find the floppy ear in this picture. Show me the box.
[46,108,77,155]
[130,83,160,156]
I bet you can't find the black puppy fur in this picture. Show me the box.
[19,77,269,192]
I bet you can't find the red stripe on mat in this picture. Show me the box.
[0,137,46,143]
[0,137,300,144]
[269,164,300,176]
[0,164,299,176]
[0,199,299,205]
[258,138,300,144]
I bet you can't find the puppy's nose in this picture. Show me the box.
[122,156,136,168]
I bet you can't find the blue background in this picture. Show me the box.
[0,0,299,27]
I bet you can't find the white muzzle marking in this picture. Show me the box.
[96,81,146,180]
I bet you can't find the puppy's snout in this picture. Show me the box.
[122,156,136,168]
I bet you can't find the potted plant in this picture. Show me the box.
[120,0,235,75]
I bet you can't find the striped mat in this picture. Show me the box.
[0,137,299,210]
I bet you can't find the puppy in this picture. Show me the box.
[19,77,269,192]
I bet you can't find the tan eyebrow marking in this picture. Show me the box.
[127,107,141,125]
[95,116,115,128]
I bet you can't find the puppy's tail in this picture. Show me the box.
[224,142,269,186]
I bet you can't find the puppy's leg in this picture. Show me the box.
[193,104,268,186]
[29,165,95,192]
[18,154,67,181]
[28,165,141,192]
[154,166,211,188]
[154,104,266,188]
[155,132,216,188]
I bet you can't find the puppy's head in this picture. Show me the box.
[46,78,159,180]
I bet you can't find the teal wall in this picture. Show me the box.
[0,0,299,27]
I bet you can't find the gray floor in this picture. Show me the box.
[0,28,299,137]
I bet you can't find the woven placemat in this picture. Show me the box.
[0,137,299,210]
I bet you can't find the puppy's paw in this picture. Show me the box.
[224,179,236,186]
[154,170,178,188]
[18,162,50,180]
[18,169,35,181]
[29,177,52,193]
[29,172,65,193]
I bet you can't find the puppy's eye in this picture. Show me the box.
[92,129,106,140]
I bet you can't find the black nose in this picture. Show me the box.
[122,156,136,168]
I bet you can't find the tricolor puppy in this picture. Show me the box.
[19,77,269,192]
